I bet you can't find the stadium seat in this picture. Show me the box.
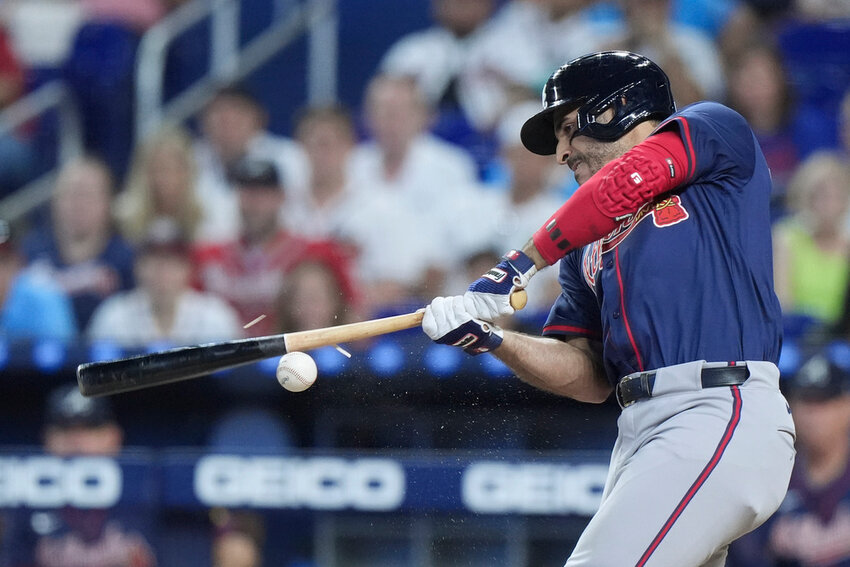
[62,21,139,179]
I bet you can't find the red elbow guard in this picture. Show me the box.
[533,130,688,265]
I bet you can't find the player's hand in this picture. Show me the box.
[465,249,537,320]
[422,296,503,355]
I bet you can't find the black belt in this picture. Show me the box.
[615,364,750,408]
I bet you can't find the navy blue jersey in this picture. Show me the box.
[20,227,136,331]
[543,102,782,384]
[728,453,850,566]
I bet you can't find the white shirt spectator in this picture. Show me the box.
[460,0,618,131]
[343,132,480,284]
[444,100,569,311]
[194,134,310,244]
[282,172,361,241]
[337,188,441,288]
[620,26,726,103]
[348,133,477,208]
[87,288,243,348]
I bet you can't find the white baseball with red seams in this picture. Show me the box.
[276,352,317,392]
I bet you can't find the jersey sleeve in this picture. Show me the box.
[542,249,602,340]
[653,102,757,190]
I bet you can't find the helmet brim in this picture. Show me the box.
[520,105,558,156]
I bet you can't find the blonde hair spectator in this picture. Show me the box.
[784,151,850,225]
[116,124,203,244]
[773,151,850,327]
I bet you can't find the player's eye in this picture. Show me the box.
[558,121,576,137]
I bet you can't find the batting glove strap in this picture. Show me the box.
[423,296,504,355]
[465,249,537,320]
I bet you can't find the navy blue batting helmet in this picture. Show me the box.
[520,51,676,155]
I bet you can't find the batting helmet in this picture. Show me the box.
[520,51,675,155]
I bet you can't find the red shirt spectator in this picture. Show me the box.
[193,158,358,337]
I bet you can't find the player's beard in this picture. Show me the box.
[569,137,633,186]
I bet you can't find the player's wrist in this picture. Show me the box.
[501,249,537,287]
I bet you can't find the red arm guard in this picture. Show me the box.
[533,130,689,265]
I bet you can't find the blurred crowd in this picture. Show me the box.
[1,0,850,565]
[2,0,850,346]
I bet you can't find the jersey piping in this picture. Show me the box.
[616,247,644,372]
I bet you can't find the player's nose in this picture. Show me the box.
[556,137,571,166]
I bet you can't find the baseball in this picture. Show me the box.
[276,351,318,392]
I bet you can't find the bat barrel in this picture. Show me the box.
[76,293,520,397]
[77,336,288,397]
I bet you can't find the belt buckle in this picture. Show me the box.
[615,380,629,409]
[616,374,636,409]
[616,372,653,409]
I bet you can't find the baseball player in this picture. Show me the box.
[422,51,797,566]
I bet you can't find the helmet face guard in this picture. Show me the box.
[521,51,676,155]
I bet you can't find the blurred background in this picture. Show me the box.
[0,0,849,565]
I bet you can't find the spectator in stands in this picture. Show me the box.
[0,18,37,200]
[21,155,135,331]
[86,219,242,347]
[115,123,210,244]
[0,219,76,341]
[211,509,265,567]
[193,85,309,243]
[275,256,361,334]
[725,41,803,215]
[727,343,850,566]
[667,0,751,41]
[194,157,357,337]
[344,73,482,313]
[446,100,565,317]
[282,104,359,240]
[773,152,850,336]
[351,73,478,191]
[459,0,617,134]
[601,0,725,106]
[474,100,571,251]
[3,384,156,567]
[794,0,850,19]
[380,0,497,111]
[41,384,124,456]
[78,0,165,32]
[378,0,500,167]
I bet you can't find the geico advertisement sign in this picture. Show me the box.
[0,457,121,508]
[194,456,405,510]
[462,462,607,515]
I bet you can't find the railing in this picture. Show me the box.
[0,80,83,222]
[134,0,338,144]
[0,0,338,223]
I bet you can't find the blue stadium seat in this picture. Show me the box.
[62,21,139,179]
[778,20,850,110]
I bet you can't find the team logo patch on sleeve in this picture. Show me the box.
[582,241,602,291]
[651,196,689,227]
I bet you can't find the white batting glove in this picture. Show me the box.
[422,296,504,355]
[464,249,537,321]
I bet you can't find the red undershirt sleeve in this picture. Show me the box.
[532,129,690,265]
